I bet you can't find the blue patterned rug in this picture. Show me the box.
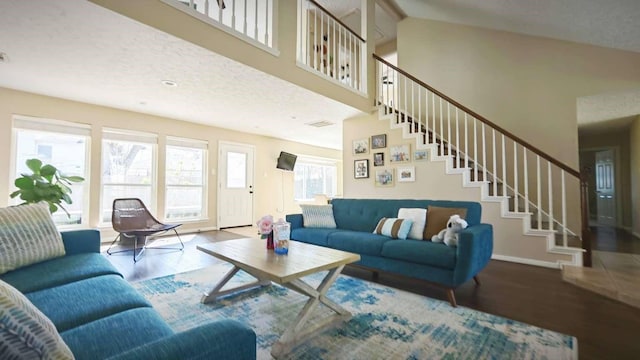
[132,264,577,359]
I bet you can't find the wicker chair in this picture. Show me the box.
[106,198,184,262]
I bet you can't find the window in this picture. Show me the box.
[12,116,90,227]
[101,128,157,223]
[294,156,338,201]
[165,137,207,220]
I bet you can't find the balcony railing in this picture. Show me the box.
[162,0,277,52]
[297,0,366,93]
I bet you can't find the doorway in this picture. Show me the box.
[580,147,619,227]
[217,141,255,229]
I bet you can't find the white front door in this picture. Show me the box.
[595,149,616,226]
[217,142,255,228]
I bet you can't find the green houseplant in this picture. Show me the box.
[10,158,84,216]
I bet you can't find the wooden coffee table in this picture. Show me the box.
[197,238,360,358]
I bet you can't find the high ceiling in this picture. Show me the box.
[0,0,638,151]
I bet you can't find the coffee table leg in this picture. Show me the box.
[201,265,271,304]
[271,265,351,358]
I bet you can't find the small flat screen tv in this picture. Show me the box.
[276,151,297,171]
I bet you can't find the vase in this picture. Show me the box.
[266,231,274,250]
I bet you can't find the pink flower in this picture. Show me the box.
[257,215,273,236]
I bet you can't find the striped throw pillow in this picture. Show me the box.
[373,217,414,240]
[0,279,75,359]
[0,203,66,275]
[300,204,337,228]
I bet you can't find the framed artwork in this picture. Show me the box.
[397,166,416,182]
[371,134,387,149]
[389,144,411,163]
[414,150,428,162]
[354,159,369,179]
[373,152,385,167]
[374,168,394,187]
[352,138,369,155]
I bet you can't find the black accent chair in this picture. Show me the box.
[106,198,184,262]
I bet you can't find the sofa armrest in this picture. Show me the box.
[453,224,493,286]
[61,229,101,255]
[106,320,256,360]
[286,214,303,229]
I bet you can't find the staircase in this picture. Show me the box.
[373,54,591,267]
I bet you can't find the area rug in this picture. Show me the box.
[132,264,577,359]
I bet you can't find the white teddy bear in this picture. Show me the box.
[431,214,468,246]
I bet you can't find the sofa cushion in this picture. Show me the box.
[327,231,393,256]
[424,206,468,239]
[373,218,413,240]
[301,204,337,228]
[381,240,457,269]
[291,228,344,247]
[0,253,121,294]
[61,308,173,359]
[26,274,152,332]
[397,208,427,240]
[0,279,74,360]
[0,202,66,275]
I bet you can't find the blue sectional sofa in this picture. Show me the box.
[0,229,256,360]
[286,199,493,306]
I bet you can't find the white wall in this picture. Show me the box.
[0,87,342,237]
[396,18,640,170]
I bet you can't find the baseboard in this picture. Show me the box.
[633,231,640,240]
[99,226,219,243]
[491,254,561,269]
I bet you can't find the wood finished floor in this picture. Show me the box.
[102,228,640,360]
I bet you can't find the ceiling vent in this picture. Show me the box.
[306,120,335,128]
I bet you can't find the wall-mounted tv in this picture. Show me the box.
[276,151,297,171]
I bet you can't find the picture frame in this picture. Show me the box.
[414,150,428,162]
[374,168,394,187]
[389,144,411,163]
[371,134,387,149]
[397,166,416,182]
[373,152,385,167]
[354,159,369,179]
[352,138,369,155]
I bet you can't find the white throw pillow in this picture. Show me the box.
[0,202,66,275]
[0,279,75,359]
[300,204,337,228]
[398,208,428,240]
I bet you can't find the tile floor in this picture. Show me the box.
[562,250,640,309]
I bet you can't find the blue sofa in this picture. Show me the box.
[286,199,493,306]
[0,229,256,360]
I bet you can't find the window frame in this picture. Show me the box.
[164,136,208,222]
[100,128,158,226]
[293,155,339,202]
[10,115,92,229]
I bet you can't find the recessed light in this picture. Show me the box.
[161,80,178,87]
[139,101,147,106]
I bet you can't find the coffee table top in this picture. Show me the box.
[197,238,360,284]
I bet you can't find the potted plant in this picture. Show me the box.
[10,159,84,217]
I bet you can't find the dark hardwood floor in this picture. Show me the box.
[103,229,640,360]
[592,225,640,254]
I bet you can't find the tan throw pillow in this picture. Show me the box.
[423,206,468,240]
[0,202,66,274]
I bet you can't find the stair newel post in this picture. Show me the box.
[536,155,542,229]
[492,129,497,195]
[580,171,592,267]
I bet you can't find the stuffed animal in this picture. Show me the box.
[431,214,468,246]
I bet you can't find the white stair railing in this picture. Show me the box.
[162,0,277,51]
[297,0,366,93]
[375,54,591,263]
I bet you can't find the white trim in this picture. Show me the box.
[13,115,91,136]
[159,0,280,57]
[296,61,368,97]
[103,127,158,143]
[166,136,208,149]
[491,254,562,269]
